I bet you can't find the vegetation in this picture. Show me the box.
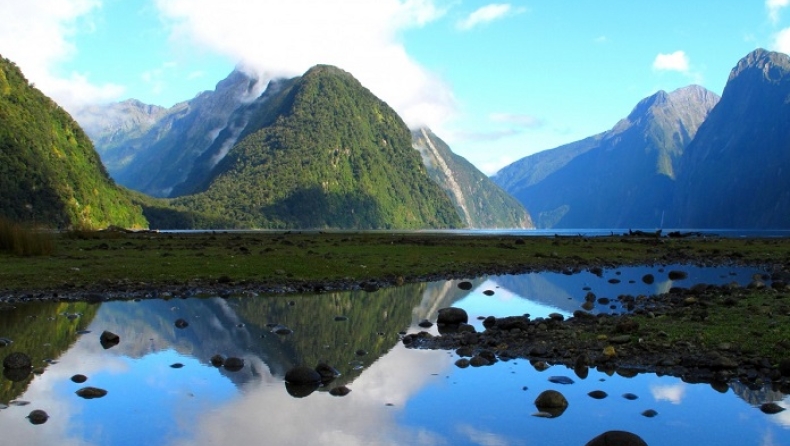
[0,217,54,256]
[171,65,462,229]
[0,55,147,230]
[0,301,97,403]
[1,231,788,293]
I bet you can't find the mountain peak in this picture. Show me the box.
[728,48,790,83]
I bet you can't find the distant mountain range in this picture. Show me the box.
[494,48,790,229]
[0,55,146,229]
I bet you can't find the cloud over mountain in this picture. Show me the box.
[154,0,456,129]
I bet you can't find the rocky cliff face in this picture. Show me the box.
[413,128,533,229]
[494,85,720,229]
[670,49,790,228]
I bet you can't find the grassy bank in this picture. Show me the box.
[0,230,788,293]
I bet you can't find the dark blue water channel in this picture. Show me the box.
[0,264,787,445]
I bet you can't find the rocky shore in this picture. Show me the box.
[403,279,790,393]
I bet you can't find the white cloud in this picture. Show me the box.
[0,0,125,111]
[773,27,790,54]
[456,3,520,31]
[768,0,790,23]
[154,0,455,129]
[652,50,690,73]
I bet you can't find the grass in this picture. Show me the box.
[0,230,789,293]
[0,217,55,256]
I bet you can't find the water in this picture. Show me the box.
[0,264,787,445]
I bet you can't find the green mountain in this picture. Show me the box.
[168,65,462,229]
[0,55,147,229]
[493,85,719,229]
[412,128,533,229]
[671,49,790,228]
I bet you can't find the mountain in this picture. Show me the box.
[412,128,533,228]
[493,85,720,229]
[75,99,168,174]
[168,65,462,229]
[671,49,790,228]
[78,70,266,197]
[0,55,147,229]
[83,66,517,229]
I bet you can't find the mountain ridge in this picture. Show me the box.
[494,84,720,229]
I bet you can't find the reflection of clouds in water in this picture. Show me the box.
[0,334,131,446]
[650,383,686,404]
[655,280,673,295]
[767,398,790,429]
[170,345,453,446]
[456,424,516,446]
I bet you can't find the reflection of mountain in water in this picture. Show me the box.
[490,273,583,313]
[411,278,485,322]
[88,279,472,390]
[729,381,788,406]
[0,302,97,403]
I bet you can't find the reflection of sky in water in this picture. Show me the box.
[0,265,787,445]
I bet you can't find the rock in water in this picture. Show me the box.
[534,390,568,417]
[223,357,244,371]
[76,387,108,399]
[760,403,786,414]
[285,366,322,385]
[585,431,647,446]
[99,331,120,349]
[3,352,32,369]
[437,307,468,325]
[27,409,49,425]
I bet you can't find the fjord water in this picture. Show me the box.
[0,265,788,445]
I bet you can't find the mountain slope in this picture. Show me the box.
[494,85,719,229]
[671,49,790,228]
[412,128,533,228]
[170,65,462,229]
[0,55,147,229]
[79,70,266,197]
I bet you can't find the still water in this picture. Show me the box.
[0,264,787,445]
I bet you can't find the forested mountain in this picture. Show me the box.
[78,70,266,197]
[0,55,147,229]
[84,66,525,229]
[412,128,533,229]
[670,49,790,228]
[167,65,462,229]
[494,85,719,229]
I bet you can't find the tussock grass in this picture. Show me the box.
[0,217,55,256]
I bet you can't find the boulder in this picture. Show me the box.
[27,409,49,425]
[76,387,108,399]
[285,366,322,385]
[437,307,468,325]
[585,431,647,446]
[99,331,120,349]
[224,357,244,371]
[534,390,568,418]
[3,352,32,369]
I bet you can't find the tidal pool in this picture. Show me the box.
[0,264,787,445]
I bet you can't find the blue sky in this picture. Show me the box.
[1,1,789,174]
